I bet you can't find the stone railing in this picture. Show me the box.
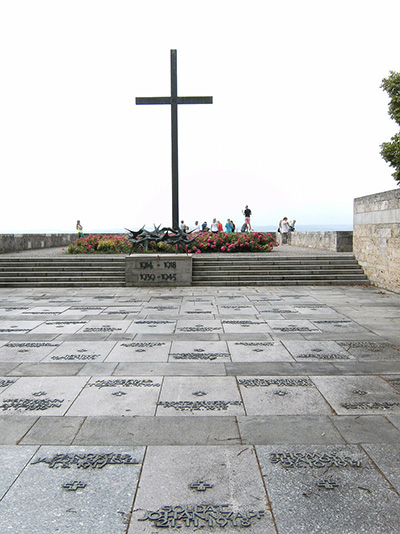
[353,188,400,293]
[287,231,353,252]
[0,234,77,254]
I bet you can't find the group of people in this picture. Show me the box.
[278,217,296,244]
[180,205,254,235]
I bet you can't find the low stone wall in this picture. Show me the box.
[126,254,192,286]
[0,234,76,254]
[354,188,400,293]
[287,231,353,252]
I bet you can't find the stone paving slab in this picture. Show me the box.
[105,340,171,363]
[256,444,400,533]
[67,376,162,417]
[129,445,275,532]
[0,376,89,416]
[41,341,115,363]
[312,376,400,415]
[73,416,241,446]
[0,446,145,534]
[0,445,38,498]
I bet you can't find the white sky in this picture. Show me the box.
[1,0,399,233]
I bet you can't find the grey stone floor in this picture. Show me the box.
[0,284,399,533]
[0,244,345,257]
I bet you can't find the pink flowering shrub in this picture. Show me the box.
[67,232,278,254]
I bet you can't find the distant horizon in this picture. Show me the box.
[1,223,353,235]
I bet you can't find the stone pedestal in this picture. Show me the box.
[125,254,192,287]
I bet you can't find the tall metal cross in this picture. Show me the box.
[136,50,213,229]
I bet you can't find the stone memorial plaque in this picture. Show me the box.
[279,295,321,303]
[238,376,331,415]
[222,319,268,334]
[100,307,142,317]
[126,255,192,287]
[32,320,88,334]
[310,319,365,333]
[0,446,144,534]
[176,320,223,334]
[312,376,400,415]
[362,444,400,493]
[0,307,31,316]
[79,320,131,334]
[292,304,340,316]
[60,306,106,317]
[228,341,293,362]
[142,304,181,315]
[126,320,176,334]
[157,377,244,416]
[43,341,115,362]
[0,341,61,362]
[106,341,170,363]
[282,340,354,361]
[256,444,400,533]
[21,306,70,316]
[337,340,400,360]
[387,377,400,392]
[67,376,162,416]
[0,376,88,416]
[217,304,258,315]
[266,320,321,333]
[169,341,230,362]
[0,445,37,499]
[0,320,43,334]
[129,445,275,532]
[254,304,299,316]
[216,296,250,304]
[0,378,17,392]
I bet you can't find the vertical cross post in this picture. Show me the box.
[136,50,213,230]
[170,50,179,230]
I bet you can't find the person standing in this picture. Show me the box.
[76,220,84,238]
[242,205,252,231]
[211,218,219,233]
[279,217,290,244]
[225,219,233,233]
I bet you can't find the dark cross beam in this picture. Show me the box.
[136,49,213,230]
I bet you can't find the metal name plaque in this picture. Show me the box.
[138,505,265,528]
[270,452,362,469]
[31,452,139,469]
[158,400,242,411]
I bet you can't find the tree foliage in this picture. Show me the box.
[380,71,400,185]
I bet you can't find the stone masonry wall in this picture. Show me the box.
[0,234,76,254]
[353,188,400,293]
[287,231,353,252]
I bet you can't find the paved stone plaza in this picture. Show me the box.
[0,283,400,532]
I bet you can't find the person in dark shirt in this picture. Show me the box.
[242,205,252,231]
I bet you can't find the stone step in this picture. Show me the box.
[0,281,126,288]
[192,279,370,286]
[193,265,364,273]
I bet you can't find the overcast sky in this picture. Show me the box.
[1,0,399,233]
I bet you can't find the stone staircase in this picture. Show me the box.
[0,257,126,287]
[192,254,370,286]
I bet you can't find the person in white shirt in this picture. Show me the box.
[279,217,290,244]
[192,221,201,232]
[211,218,219,233]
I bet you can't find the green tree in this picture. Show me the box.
[380,71,400,185]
